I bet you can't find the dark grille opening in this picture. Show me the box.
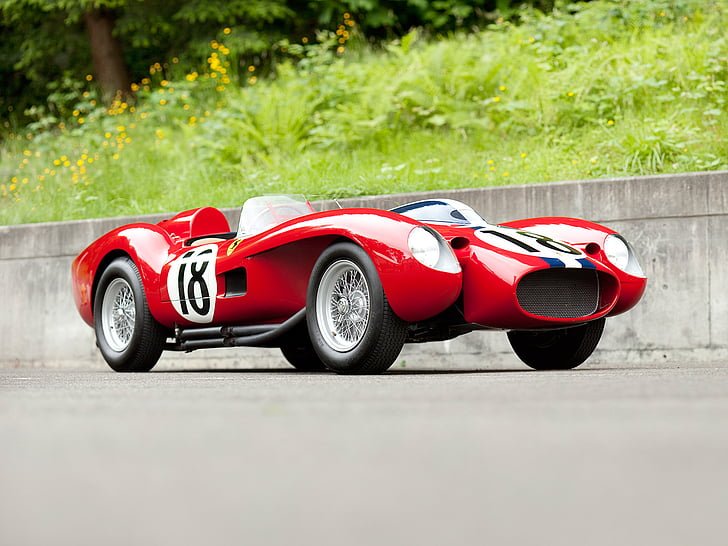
[516,269,599,319]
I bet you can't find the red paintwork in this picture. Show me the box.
[71,205,647,337]
[157,206,231,242]
[72,207,464,328]
[499,217,647,317]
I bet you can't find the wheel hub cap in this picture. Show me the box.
[101,278,136,352]
[316,260,371,352]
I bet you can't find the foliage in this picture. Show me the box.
[0,0,533,127]
[0,0,726,224]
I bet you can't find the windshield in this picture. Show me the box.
[238,194,315,235]
[390,199,486,226]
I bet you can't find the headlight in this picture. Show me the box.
[408,227,440,268]
[408,227,461,273]
[604,234,644,276]
[604,235,629,270]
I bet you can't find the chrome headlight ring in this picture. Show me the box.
[408,226,461,274]
[604,234,644,277]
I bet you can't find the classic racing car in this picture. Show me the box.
[71,194,646,374]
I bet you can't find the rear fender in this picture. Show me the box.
[72,224,174,327]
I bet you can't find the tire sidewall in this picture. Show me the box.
[306,243,386,372]
[508,318,605,370]
[93,258,149,371]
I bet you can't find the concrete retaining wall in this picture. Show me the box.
[1,171,726,370]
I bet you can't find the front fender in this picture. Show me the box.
[240,209,463,322]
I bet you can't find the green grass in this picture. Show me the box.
[1,0,726,225]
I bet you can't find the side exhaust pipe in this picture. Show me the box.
[168,308,306,352]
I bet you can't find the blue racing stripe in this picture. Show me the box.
[541,257,565,268]
[391,200,449,214]
[577,258,596,269]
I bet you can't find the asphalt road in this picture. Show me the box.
[2,363,728,546]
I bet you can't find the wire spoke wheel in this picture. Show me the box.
[101,278,136,352]
[316,260,371,352]
[93,257,167,372]
[307,243,407,374]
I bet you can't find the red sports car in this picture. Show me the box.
[71,195,646,374]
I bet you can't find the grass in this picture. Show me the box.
[1,0,726,225]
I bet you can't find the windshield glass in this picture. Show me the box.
[390,199,486,226]
[238,194,315,235]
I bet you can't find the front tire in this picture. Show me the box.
[507,318,605,370]
[307,243,407,374]
[94,257,167,372]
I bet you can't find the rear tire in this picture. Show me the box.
[307,242,407,375]
[507,318,605,370]
[280,327,327,371]
[94,257,167,372]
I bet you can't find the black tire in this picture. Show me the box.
[93,257,168,372]
[307,242,407,375]
[507,318,605,370]
[280,327,328,371]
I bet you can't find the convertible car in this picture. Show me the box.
[71,194,646,374]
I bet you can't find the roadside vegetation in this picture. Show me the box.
[1,0,726,225]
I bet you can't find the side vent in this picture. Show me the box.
[224,268,247,297]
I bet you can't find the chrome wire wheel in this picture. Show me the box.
[316,259,371,352]
[101,278,136,352]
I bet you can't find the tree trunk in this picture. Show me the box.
[83,9,130,103]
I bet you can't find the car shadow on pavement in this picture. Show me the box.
[152,367,529,375]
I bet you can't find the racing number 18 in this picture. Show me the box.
[177,250,211,316]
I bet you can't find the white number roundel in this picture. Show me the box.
[474,226,589,268]
[167,244,218,323]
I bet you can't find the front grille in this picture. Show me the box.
[516,269,599,318]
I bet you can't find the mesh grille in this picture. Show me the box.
[516,269,599,319]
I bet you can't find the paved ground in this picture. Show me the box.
[2,363,728,546]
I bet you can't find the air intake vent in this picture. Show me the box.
[516,269,599,319]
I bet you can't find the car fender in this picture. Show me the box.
[236,209,463,322]
[71,223,174,327]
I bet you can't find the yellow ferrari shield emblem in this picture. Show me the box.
[227,239,243,256]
